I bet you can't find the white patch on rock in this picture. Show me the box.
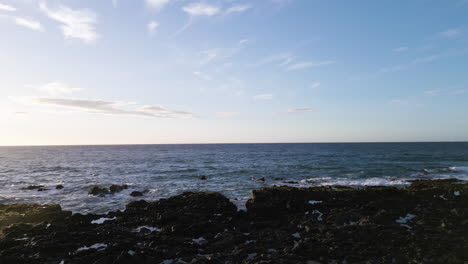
[247,253,257,260]
[128,250,135,255]
[133,226,161,233]
[454,191,460,196]
[291,232,301,238]
[192,237,207,245]
[76,243,107,252]
[396,213,416,224]
[91,217,116,224]
[396,213,416,230]
[308,200,322,205]
[311,210,323,221]
[439,195,448,200]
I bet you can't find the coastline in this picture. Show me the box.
[1,179,467,263]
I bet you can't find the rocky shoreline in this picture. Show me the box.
[1,179,467,264]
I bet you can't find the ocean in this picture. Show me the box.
[0,142,467,214]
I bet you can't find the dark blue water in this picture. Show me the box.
[0,143,467,213]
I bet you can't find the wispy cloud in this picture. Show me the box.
[145,0,170,10]
[14,17,43,31]
[390,99,408,105]
[0,3,16,11]
[238,39,249,46]
[216,112,239,117]
[425,89,440,96]
[310,82,321,89]
[183,2,220,16]
[393,47,408,52]
[224,4,252,15]
[33,82,82,95]
[380,53,445,73]
[256,53,295,66]
[199,49,218,65]
[39,2,99,44]
[287,60,335,71]
[287,107,314,113]
[440,28,461,37]
[254,93,273,101]
[34,97,196,119]
[147,21,159,33]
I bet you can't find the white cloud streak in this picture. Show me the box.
[287,60,335,71]
[0,3,16,11]
[254,94,273,101]
[14,17,43,31]
[145,0,170,10]
[256,53,295,66]
[393,47,408,52]
[39,2,99,44]
[34,97,196,119]
[440,28,460,37]
[225,4,252,15]
[182,2,219,16]
[287,107,314,113]
[35,82,82,95]
[310,82,321,89]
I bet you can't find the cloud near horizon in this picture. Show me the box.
[287,107,314,113]
[35,82,83,95]
[39,2,99,44]
[253,94,273,101]
[33,97,196,119]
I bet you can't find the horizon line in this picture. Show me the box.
[1,141,467,147]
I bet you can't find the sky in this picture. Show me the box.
[1,0,468,145]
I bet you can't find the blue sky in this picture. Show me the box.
[1,0,467,145]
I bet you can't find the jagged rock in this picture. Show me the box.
[56,184,64,189]
[255,177,266,183]
[2,180,468,264]
[130,191,143,197]
[22,185,44,190]
[88,186,109,196]
[109,184,128,194]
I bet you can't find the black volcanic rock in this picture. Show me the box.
[2,179,468,264]
[88,186,109,196]
[109,184,128,194]
[56,184,64,189]
[130,191,143,197]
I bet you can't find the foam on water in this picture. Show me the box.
[0,143,467,214]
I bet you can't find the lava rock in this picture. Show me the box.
[22,185,44,190]
[130,191,144,197]
[109,184,128,194]
[88,186,109,196]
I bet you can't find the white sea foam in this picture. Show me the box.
[91,217,116,224]
[308,200,322,205]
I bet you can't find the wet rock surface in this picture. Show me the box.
[1,179,468,263]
